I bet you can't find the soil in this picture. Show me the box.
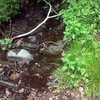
[0,2,98,100]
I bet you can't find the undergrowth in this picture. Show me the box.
[52,0,100,96]
[86,42,100,95]
[53,39,100,94]
[0,0,20,22]
[0,38,13,51]
[61,0,100,40]
[0,0,100,96]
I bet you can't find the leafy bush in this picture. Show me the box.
[0,38,13,51]
[61,0,100,40]
[0,0,20,22]
[53,39,89,89]
[86,42,100,95]
[53,39,100,92]
[0,38,12,45]
[52,0,100,95]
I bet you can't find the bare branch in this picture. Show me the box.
[44,0,58,15]
[49,14,60,19]
[12,0,60,40]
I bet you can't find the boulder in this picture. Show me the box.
[7,49,33,61]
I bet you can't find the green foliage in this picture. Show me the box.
[61,0,100,40]
[86,42,100,95]
[0,0,20,22]
[52,0,100,95]
[0,38,13,51]
[53,39,89,89]
[61,41,89,87]
[0,38,12,45]
[53,39,100,93]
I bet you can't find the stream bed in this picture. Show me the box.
[0,2,94,100]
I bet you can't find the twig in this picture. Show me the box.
[43,0,58,15]
[0,79,35,91]
[12,0,60,40]
[0,79,19,88]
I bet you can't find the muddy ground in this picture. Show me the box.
[0,2,99,100]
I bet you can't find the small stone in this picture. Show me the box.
[35,63,41,67]
[5,88,11,97]
[18,88,24,93]
[71,92,75,97]
[0,67,4,72]
[39,40,69,56]
[7,49,33,61]
[28,36,36,43]
[79,87,84,92]
[49,97,53,100]
[27,91,36,100]
[79,87,84,97]
[10,72,20,81]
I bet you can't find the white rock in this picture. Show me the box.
[7,49,33,61]
[79,87,84,92]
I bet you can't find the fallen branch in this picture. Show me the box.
[12,0,60,40]
[0,79,35,91]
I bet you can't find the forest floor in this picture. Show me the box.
[0,3,99,100]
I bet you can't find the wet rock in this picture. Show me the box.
[28,36,36,43]
[20,42,38,50]
[39,40,69,56]
[7,49,33,61]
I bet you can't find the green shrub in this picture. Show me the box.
[0,0,20,22]
[0,38,13,51]
[53,39,100,93]
[52,0,100,95]
[61,0,100,40]
[53,39,90,90]
[86,42,100,95]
